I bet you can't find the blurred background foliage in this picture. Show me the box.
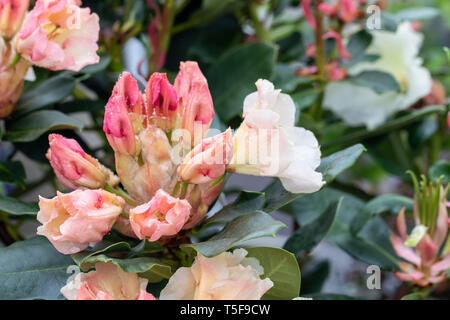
[0,0,449,300]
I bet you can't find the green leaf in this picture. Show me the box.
[317,144,366,183]
[394,7,440,21]
[4,110,84,142]
[0,161,26,187]
[344,30,379,67]
[79,55,111,74]
[263,144,365,212]
[365,194,414,215]
[75,254,172,283]
[328,216,399,271]
[14,75,76,117]
[283,199,341,258]
[0,236,73,300]
[202,191,265,228]
[183,211,286,257]
[207,42,277,122]
[300,260,330,294]
[429,160,450,184]
[348,71,400,94]
[0,194,38,216]
[322,105,446,150]
[401,292,426,300]
[291,88,320,111]
[246,247,301,300]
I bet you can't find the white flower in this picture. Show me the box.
[228,79,325,194]
[323,22,432,130]
[159,248,273,300]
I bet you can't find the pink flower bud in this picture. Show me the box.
[323,31,351,60]
[177,129,233,184]
[318,2,338,16]
[129,189,191,241]
[144,72,178,131]
[37,189,125,254]
[103,72,142,156]
[61,262,156,300]
[339,0,359,23]
[47,134,118,189]
[0,39,29,118]
[174,61,214,144]
[14,0,100,72]
[301,0,316,29]
[160,248,273,300]
[0,0,30,39]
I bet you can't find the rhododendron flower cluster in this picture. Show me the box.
[37,61,324,258]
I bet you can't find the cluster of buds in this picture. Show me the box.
[37,61,325,255]
[0,0,100,117]
[390,173,449,287]
[297,0,372,81]
[0,0,29,117]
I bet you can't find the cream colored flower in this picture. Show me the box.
[159,248,273,300]
[323,22,432,129]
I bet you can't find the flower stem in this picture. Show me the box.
[309,0,326,121]
[104,184,138,207]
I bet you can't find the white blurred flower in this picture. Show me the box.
[323,22,432,129]
[228,79,325,194]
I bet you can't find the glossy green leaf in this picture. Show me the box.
[183,211,286,257]
[300,260,330,294]
[322,106,446,149]
[76,254,172,283]
[14,75,76,117]
[401,292,426,300]
[0,237,73,300]
[283,199,341,258]
[207,42,276,122]
[202,191,265,227]
[0,194,38,216]
[4,110,84,142]
[429,160,450,184]
[246,247,301,300]
[365,194,414,215]
[263,144,365,212]
[0,161,26,187]
[348,71,400,94]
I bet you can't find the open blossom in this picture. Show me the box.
[228,79,325,194]
[390,174,449,287]
[47,134,119,189]
[61,262,156,300]
[0,0,29,39]
[129,189,191,241]
[324,22,432,129]
[174,61,215,145]
[15,0,100,71]
[37,189,125,254]
[391,209,450,287]
[0,38,30,118]
[177,129,233,185]
[160,249,273,300]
